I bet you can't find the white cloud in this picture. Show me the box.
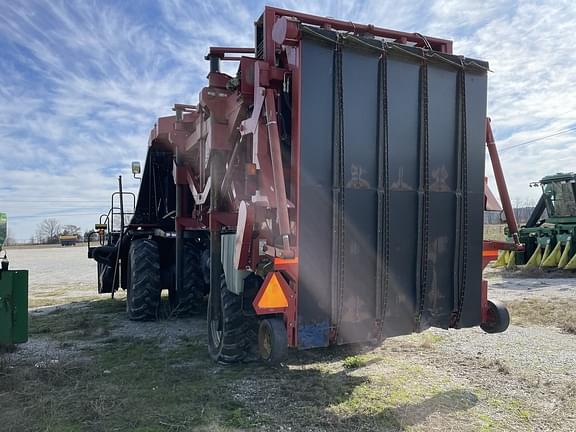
[433,1,576,203]
[1,0,576,240]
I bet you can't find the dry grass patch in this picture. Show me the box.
[1,300,261,432]
[484,224,507,241]
[507,297,576,333]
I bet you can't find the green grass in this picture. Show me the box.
[343,355,366,369]
[0,298,562,431]
[29,299,125,341]
[0,339,261,431]
[2,300,263,431]
[486,397,534,425]
[326,358,481,430]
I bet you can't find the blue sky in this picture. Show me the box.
[1,0,575,241]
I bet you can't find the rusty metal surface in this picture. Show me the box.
[265,6,453,54]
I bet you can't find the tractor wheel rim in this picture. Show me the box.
[259,326,272,360]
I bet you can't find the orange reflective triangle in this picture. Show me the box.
[257,273,288,309]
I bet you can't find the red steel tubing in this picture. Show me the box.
[485,118,520,244]
[264,89,292,256]
[264,6,453,53]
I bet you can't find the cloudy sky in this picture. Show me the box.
[1,0,575,241]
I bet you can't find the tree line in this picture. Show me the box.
[31,218,86,244]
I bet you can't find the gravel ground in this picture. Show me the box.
[485,266,576,301]
[480,266,576,384]
[3,245,576,431]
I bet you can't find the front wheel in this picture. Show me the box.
[258,318,288,365]
[480,300,510,334]
[207,276,246,363]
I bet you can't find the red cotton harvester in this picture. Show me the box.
[88,6,517,364]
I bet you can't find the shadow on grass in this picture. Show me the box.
[285,341,382,367]
[6,298,481,431]
[391,389,478,427]
[224,362,479,431]
[324,388,478,431]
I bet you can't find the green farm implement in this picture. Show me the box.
[496,173,576,270]
[0,213,28,348]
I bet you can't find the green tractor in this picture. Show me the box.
[497,173,576,270]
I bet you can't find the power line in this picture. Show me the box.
[9,213,101,219]
[2,203,105,207]
[1,200,110,203]
[500,126,576,152]
[2,206,107,211]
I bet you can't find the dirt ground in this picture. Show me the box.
[1,245,575,431]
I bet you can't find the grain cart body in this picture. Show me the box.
[88,7,507,363]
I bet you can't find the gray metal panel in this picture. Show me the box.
[298,37,335,348]
[382,56,421,337]
[338,47,379,344]
[297,32,488,347]
[420,64,459,329]
[460,71,488,327]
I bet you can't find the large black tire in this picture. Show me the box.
[171,240,207,316]
[207,276,246,363]
[480,300,510,334]
[127,239,161,321]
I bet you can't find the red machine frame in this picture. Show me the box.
[149,6,515,347]
[481,119,522,322]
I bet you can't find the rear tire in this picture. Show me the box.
[207,276,246,363]
[171,239,208,316]
[481,300,510,334]
[127,239,161,321]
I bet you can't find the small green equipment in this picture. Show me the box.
[0,213,28,347]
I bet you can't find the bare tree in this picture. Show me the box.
[524,196,536,208]
[512,196,523,222]
[62,224,81,237]
[83,230,93,242]
[37,218,62,244]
